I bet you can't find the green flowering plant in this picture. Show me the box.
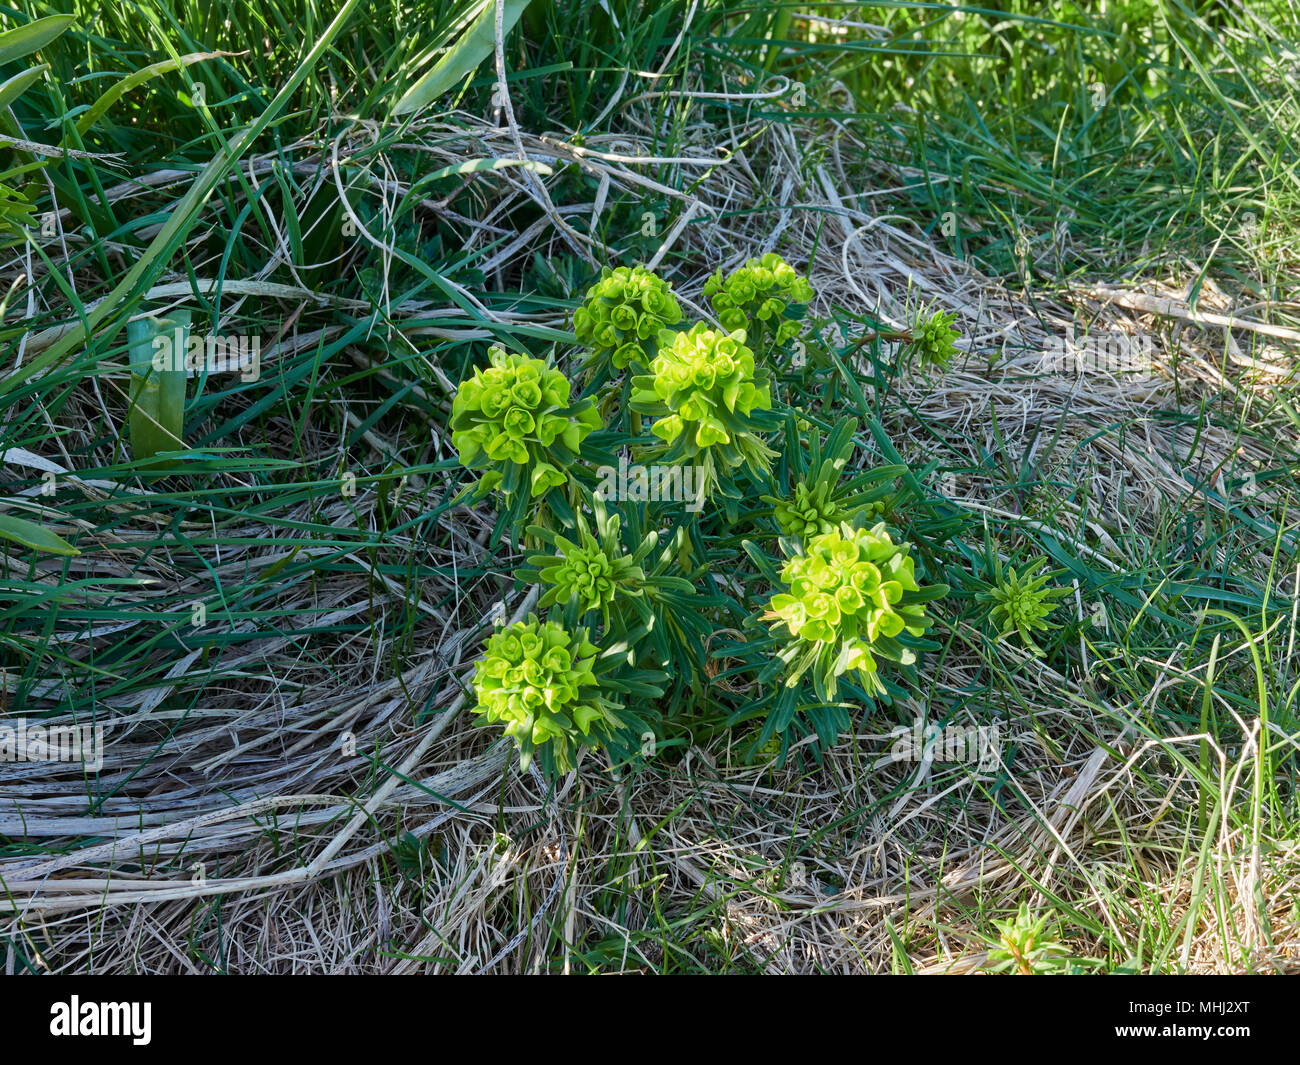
[526,491,708,653]
[454,259,983,777]
[762,522,946,702]
[702,252,814,355]
[985,903,1074,975]
[977,556,1071,656]
[629,322,778,498]
[522,498,650,626]
[770,480,847,540]
[907,305,961,369]
[470,615,623,773]
[450,345,601,502]
[573,265,684,378]
[763,416,908,542]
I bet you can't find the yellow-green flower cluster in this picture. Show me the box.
[450,346,600,497]
[912,308,961,368]
[765,524,933,697]
[573,265,683,372]
[703,252,814,339]
[470,615,613,772]
[772,480,847,540]
[636,323,770,450]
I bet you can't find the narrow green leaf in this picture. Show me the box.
[393,0,533,116]
[75,52,225,135]
[0,64,47,111]
[396,157,550,215]
[0,513,78,556]
[0,14,75,66]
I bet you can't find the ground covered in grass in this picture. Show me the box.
[2,1,1299,973]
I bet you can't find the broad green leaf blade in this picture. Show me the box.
[0,64,47,111]
[393,0,532,116]
[0,14,75,66]
[0,513,78,555]
[127,311,190,467]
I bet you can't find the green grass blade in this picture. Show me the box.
[393,0,533,115]
[0,513,78,556]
